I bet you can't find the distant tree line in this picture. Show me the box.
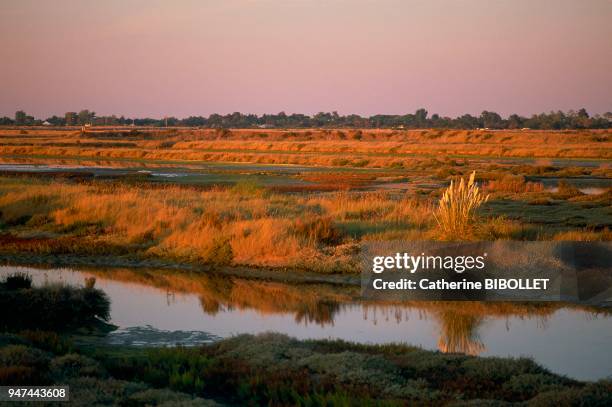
[1,108,610,129]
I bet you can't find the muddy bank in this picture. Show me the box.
[0,253,361,286]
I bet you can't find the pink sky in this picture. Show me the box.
[1,0,610,118]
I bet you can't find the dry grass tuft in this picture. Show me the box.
[486,175,544,193]
[434,171,489,240]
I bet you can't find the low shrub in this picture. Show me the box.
[528,197,555,205]
[0,284,110,331]
[2,272,32,290]
[486,175,544,193]
[50,354,106,379]
[461,356,547,386]
[19,330,73,354]
[0,345,51,385]
[502,373,567,401]
[293,217,343,245]
[556,180,583,197]
[126,388,217,406]
[26,213,52,227]
[527,380,612,406]
[104,347,211,394]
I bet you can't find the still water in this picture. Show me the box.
[2,265,611,381]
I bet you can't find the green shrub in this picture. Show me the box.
[2,272,32,290]
[462,357,545,384]
[527,380,612,406]
[50,354,106,379]
[104,347,211,394]
[0,345,51,384]
[0,284,110,331]
[502,373,566,400]
[0,366,40,385]
[19,330,73,354]
[0,333,28,348]
[63,377,148,406]
[127,388,218,406]
[0,344,50,368]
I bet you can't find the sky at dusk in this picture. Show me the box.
[1,0,610,118]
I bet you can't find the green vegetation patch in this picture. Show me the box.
[0,275,110,331]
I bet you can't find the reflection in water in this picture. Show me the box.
[435,311,484,355]
[1,265,611,380]
[7,265,607,356]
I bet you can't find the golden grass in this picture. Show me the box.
[0,126,609,277]
[0,162,609,272]
[434,171,489,240]
[0,178,436,272]
[485,175,545,193]
[0,128,610,169]
[553,229,612,241]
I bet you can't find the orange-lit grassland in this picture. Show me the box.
[0,127,610,166]
[0,127,610,273]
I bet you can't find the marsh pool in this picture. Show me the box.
[1,265,611,381]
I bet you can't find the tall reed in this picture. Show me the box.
[434,171,489,240]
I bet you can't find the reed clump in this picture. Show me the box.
[434,171,489,240]
[486,175,544,193]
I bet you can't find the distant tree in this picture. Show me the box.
[77,110,95,125]
[182,116,206,126]
[415,108,428,126]
[15,110,27,125]
[456,114,479,129]
[45,115,65,126]
[480,111,503,129]
[313,112,334,127]
[0,116,14,125]
[3,108,610,129]
[507,114,523,129]
[65,112,77,126]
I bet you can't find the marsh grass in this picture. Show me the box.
[0,171,609,271]
[434,171,489,240]
[2,129,610,169]
[486,175,545,193]
[0,177,435,271]
[556,180,583,198]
